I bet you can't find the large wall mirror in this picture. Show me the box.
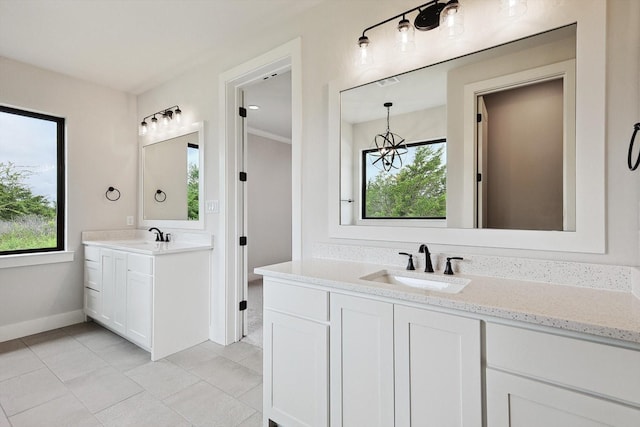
[328,3,605,253]
[341,25,576,231]
[139,122,205,230]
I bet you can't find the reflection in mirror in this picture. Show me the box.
[141,125,204,228]
[340,24,576,231]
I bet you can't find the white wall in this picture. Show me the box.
[137,0,639,340]
[247,133,292,281]
[0,57,137,335]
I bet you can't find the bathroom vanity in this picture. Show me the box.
[83,235,212,360]
[256,259,640,427]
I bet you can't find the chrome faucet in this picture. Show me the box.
[418,244,434,273]
[148,227,166,242]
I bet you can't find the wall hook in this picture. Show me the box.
[154,189,167,202]
[105,186,121,201]
[627,122,640,171]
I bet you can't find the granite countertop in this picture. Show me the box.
[83,239,213,255]
[255,258,640,345]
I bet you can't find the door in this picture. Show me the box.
[126,270,153,349]
[112,251,127,334]
[238,89,249,338]
[100,249,114,323]
[264,309,328,427]
[330,294,394,427]
[486,369,640,427]
[395,305,482,427]
[476,96,489,228]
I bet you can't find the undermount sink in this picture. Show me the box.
[360,270,470,294]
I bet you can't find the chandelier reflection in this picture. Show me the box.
[371,102,408,172]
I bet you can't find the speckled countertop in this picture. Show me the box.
[255,259,640,345]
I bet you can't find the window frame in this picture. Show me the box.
[0,105,66,256]
[361,138,447,221]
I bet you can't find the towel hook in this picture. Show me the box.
[105,186,121,201]
[154,189,167,202]
[628,122,640,171]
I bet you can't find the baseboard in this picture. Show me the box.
[0,309,85,343]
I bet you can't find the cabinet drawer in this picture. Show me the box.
[486,323,640,405]
[264,279,329,322]
[85,260,101,291]
[127,253,153,275]
[85,288,101,317]
[84,245,100,262]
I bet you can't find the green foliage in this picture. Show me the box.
[365,144,446,218]
[0,162,55,221]
[0,162,57,251]
[187,163,199,220]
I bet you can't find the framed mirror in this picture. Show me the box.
[329,4,605,253]
[139,122,204,230]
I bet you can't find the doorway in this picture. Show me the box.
[217,39,301,345]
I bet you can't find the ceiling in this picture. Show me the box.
[244,71,292,143]
[0,0,322,95]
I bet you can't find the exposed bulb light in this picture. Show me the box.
[356,35,373,67]
[501,0,527,18]
[396,16,415,52]
[139,106,183,136]
[440,0,463,37]
[248,105,260,110]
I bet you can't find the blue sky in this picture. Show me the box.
[0,111,58,203]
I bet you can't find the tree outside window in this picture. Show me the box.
[363,139,446,219]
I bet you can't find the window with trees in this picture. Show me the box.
[362,139,446,219]
[0,106,65,255]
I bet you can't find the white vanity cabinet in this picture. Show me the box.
[486,323,640,426]
[263,279,329,427]
[264,278,482,427]
[83,244,210,360]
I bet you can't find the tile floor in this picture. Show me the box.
[0,322,263,427]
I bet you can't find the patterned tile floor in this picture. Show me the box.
[0,322,263,427]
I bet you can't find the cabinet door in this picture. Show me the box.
[85,288,101,318]
[330,294,394,427]
[99,249,114,323]
[264,309,328,427]
[126,271,152,349]
[487,368,640,427]
[111,251,127,334]
[394,305,481,427]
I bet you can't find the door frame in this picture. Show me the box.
[215,38,302,344]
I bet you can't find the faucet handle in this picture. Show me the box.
[444,257,463,275]
[399,252,415,270]
[165,233,171,242]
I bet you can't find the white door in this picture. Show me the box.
[330,294,394,427]
[476,96,489,228]
[486,369,640,427]
[238,88,249,338]
[100,249,114,323]
[395,305,482,427]
[263,309,328,427]
[112,251,127,334]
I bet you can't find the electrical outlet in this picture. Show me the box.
[126,216,134,226]
[206,200,219,214]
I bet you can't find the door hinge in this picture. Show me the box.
[268,420,278,427]
[239,171,247,182]
[477,113,482,123]
[477,173,482,182]
[239,236,247,246]
[239,300,247,311]
[239,107,247,118]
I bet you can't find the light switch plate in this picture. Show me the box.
[206,200,219,214]
[126,216,134,226]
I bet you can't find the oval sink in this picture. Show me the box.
[360,270,470,294]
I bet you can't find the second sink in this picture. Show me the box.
[360,270,470,294]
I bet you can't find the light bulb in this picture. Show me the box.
[396,17,415,52]
[140,121,148,135]
[440,0,463,37]
[501,0,527,18]
[355,35,373,67]
[150,116,158,131]
[162,112,170,126]
[174,107,182,123]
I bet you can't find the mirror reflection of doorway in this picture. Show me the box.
[476,78,566,231]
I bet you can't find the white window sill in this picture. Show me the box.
[0,251,75,269]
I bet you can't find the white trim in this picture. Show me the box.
[328,7,606,254]
[247,127,292,144]
[0,309,85,342]
[216,38,302,344]
[0,250,74,269]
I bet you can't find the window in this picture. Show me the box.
[0,106,65,255]
[362,139,446,219]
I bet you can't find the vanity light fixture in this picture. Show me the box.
[139,105,182,135]
[248,105,260,110]
[357,0,463,64]
[371,102,408,172]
